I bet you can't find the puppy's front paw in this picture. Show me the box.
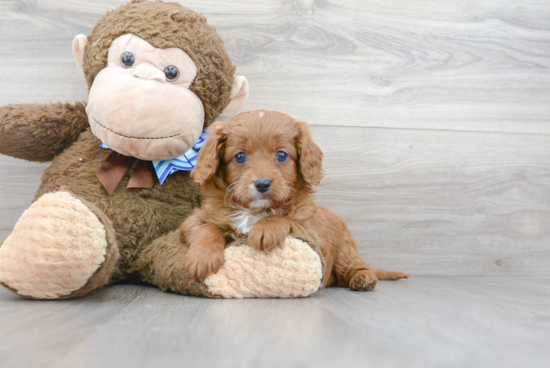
[248,218,290,252]
[183,244,225,281]
[350,270,378,291]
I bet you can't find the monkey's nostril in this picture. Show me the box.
[254,179,271,193]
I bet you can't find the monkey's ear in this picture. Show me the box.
[72,34,88,75]
[219,76,249,118]
[191,122,226,186]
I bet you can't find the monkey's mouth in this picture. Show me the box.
[92,117,181,140]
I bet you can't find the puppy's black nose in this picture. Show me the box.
[255,179,271,193]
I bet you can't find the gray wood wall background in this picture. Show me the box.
[0,0,549,277]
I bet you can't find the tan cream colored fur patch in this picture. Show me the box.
[205,237,322,298]
[0,192,108,299]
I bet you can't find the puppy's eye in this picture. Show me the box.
[276,151,288,163]
[164,66,179,81]
[121,52,135,68]
[234,152,246,164]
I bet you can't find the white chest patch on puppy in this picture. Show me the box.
[230,210,261,235]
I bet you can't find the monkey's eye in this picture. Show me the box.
[276,151,288,163]
[164,66,179,81]
[234,152,246,164]
[121,52,135,68]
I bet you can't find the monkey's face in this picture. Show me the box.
[86,34,205,160]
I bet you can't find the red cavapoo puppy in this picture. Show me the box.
[179,110,409,291]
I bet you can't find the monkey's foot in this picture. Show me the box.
[205,237,323,298]
[0,191,118,299]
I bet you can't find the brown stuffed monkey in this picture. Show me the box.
[0,0,323,299]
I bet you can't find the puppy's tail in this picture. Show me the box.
[371,267,410,280]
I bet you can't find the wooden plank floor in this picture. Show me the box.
[1,278,549,368]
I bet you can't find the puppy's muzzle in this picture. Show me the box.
[254,179,271,193]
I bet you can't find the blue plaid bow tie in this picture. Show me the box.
[99,131,207,185]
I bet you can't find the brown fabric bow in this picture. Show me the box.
[96,151,156,195]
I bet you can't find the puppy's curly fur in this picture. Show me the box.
[179,110,409,290]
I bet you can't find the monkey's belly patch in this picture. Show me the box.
[204,237,322,298]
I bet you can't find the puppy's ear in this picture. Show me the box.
[295,120,324,186]
[191,122,226,186]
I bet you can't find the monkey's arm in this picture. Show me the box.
[0,102,89,162]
